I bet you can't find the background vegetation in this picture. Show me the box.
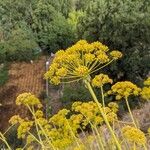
[0,0,149,82]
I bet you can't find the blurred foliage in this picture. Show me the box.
[77,0,150,83]
[61,83,92,107]
[0,0,76,57]
[48,0,73,18]
[0,26,40,61]
[5,125,23,149]
[67,10,84,40]
[61,82,103,108]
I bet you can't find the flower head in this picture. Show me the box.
[45,40,122,85]
[143,77,150,86]
[141,77,150,100]
[108,81,141,99]
[16,93,42,107]
[17,121,33,139]
[9,115,24,125]
[122,125,146,145]
[92,74,113,87]
[110,50,122,60]
[141,87,150,100]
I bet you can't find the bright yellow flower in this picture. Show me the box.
[122,125,146,145]
[26,135,35,145]
[92,74,113,87]
[91,41,109,52]
[56,67,67,77]
[16,93,42,106]
[74,66,89,77]
[109,81,141,99]
[110,50,123,59]
[141,87,150,100]
[9,115,23,125]
[96,53,110,63]
[35,110,44,118]
[45,40,122,85]
[108,102,119,113]
[50,76,61,85]
[17,121,33,139]
[84,53,95,63]
[143,77,150,86]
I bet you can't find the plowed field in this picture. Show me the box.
[0,57,46,131]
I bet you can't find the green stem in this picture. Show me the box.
[27,105,45,148]
[0,133,11,150]
[100,86,105,107]
[84,80,121,150]
[30,106,56,150]
[89,122,105,150]
[133,142,136,150]
[66,120,81,149]
[125,97,137,128]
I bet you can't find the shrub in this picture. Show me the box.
[1,27,40,62]
[77,0,150,83]
[61,83,92,107]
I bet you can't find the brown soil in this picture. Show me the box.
[0,57,46,132]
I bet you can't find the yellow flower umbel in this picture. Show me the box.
[72,101,118,127]
[108,81,141,100]
[141,77,150,100]
[108,81,141,128]
[122,125,146,146]
[16,92,42,107]
[92,74,113,88]
[17,121,33,139]
[9,115,24,125]
[45,40,123,149]
[110,50,122,60]
[143,77,150,86]
[141,87,150,100]
[45,40,122,85]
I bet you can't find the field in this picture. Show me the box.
[0,57,46,131]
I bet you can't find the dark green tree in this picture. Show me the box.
[49,0,74,18]
[31,0,75,53]
[1,25,39,61]
[77,0,150,83]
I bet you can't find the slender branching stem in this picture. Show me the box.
[84,79,121,150]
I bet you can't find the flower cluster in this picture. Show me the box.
[16,92,42,107]
[17,121,33,139]
[122,125,146,145]
[143,77,150,86]
[9,115,24,125]
[108,81,141,100]
[92,73,113,87]
[110,50,122,60]
[72,101,118,127]
[45,40,122,85]
[141,87,150,100]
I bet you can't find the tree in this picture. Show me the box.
[77,0,150,83]
[31,0,75,53]
[0,0,75,55]
[49,0,74,18]
[1,25,39,61]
